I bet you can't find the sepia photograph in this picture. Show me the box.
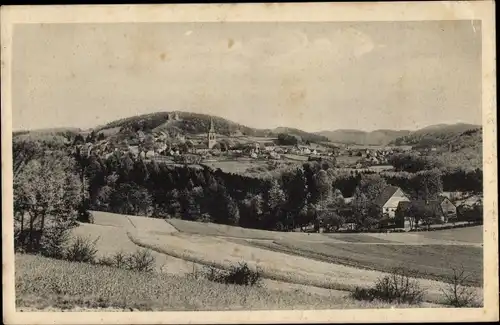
[1,2,497,324]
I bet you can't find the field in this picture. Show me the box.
[231,239,482,287]
[336,155,361,166]
[201,158,300,177]
[202,159,268,175]
[19,254,408,311]
[16,211,484,310]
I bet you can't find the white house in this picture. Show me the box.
[375,186,410,218]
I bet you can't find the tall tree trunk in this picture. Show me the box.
[38,212,46,248]
[28,211,35,252]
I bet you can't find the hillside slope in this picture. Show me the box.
[93,111,329,144]
[317,129,410,145]
[391,123,481,147]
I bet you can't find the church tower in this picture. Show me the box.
[207,118,217,149]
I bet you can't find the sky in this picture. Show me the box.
[12,21,482,132]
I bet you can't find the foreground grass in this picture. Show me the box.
[15,254,427,311]
[234,239,483,287]
[128,231,472,304]
[416,226,483,244]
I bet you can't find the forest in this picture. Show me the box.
[14,135,483,245]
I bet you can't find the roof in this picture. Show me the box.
[374,186,401,207]
[397,198,455,212]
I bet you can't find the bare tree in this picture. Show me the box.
[440,265,478,307]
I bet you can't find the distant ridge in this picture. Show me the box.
[316,123,481,146]
[316,129,411,146]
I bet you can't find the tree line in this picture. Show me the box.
[13,137,484,255]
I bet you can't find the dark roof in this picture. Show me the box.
[374,186,401,207]
[397,198,455,213]
[397,201,412,210]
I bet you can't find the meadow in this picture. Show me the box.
[18,254,414,311]
[231,239,483,287]
[15,211,484,310]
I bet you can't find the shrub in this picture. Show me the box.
[225,262,262,286]
[351,267,425,305]
[441,266,478,307]
[64,235,99,263]
[197,262,262,286]
[39,224,72,259]
[98,251,128,269]
[125,249,156,272]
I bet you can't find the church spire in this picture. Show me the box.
[209,118,215,132]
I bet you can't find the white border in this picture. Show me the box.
[1,2,497,324]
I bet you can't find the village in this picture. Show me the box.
[68,113,482,233]
[80,112,412,171]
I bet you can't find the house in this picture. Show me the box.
[437,196,458,221]
[396,197,457,228]
[269,151,281,160]
[375,186,410,218]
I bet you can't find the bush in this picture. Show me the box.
[98,249,156,272]
[196,262,262,286]
[64,235,99,263]
[351,267,425,304]
[125,249,156,272]
[441,266,479,307]
[98,251,128,269]
[39,225,72,259]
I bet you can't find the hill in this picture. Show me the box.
[316,123,481,147]
[389,124,482,170]
[272,127,329,143]
[316,129,411,146]
[13,127,82,139]
[392,123,481,147]
[94,111,328,143]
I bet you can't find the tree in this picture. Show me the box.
[109,183,152,216]
[413,169,443,200]
[72,144,94,221]
[14,153,83,253]
[179,189,200,221]
[356,174,387,202]
[281,168,309,229]
[389,153,443,173]
[225,195,240,226]
[85,130,97,143]
[265,179,286,229]
[457,203,483,225]
[277,133,298,146]
[73,134,85,146]
[407,201,438,230]
[314,170,333,204]
[351,191,382,230]
[318,210,345,232]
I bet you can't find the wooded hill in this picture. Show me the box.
[317,123,481,147]
[390,123,481,148]
[316,129,411,146]
[95,111,329,143]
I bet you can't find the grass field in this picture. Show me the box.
[232,239,483,287]
[416,227,483,244]
[17,254,435,311]
[129,230,478,303]
[167,218,345,242]
[16,211,484,310]
[202,160,266,175]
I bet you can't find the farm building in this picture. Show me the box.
[375,186,410,218]
[396,197,457,227]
